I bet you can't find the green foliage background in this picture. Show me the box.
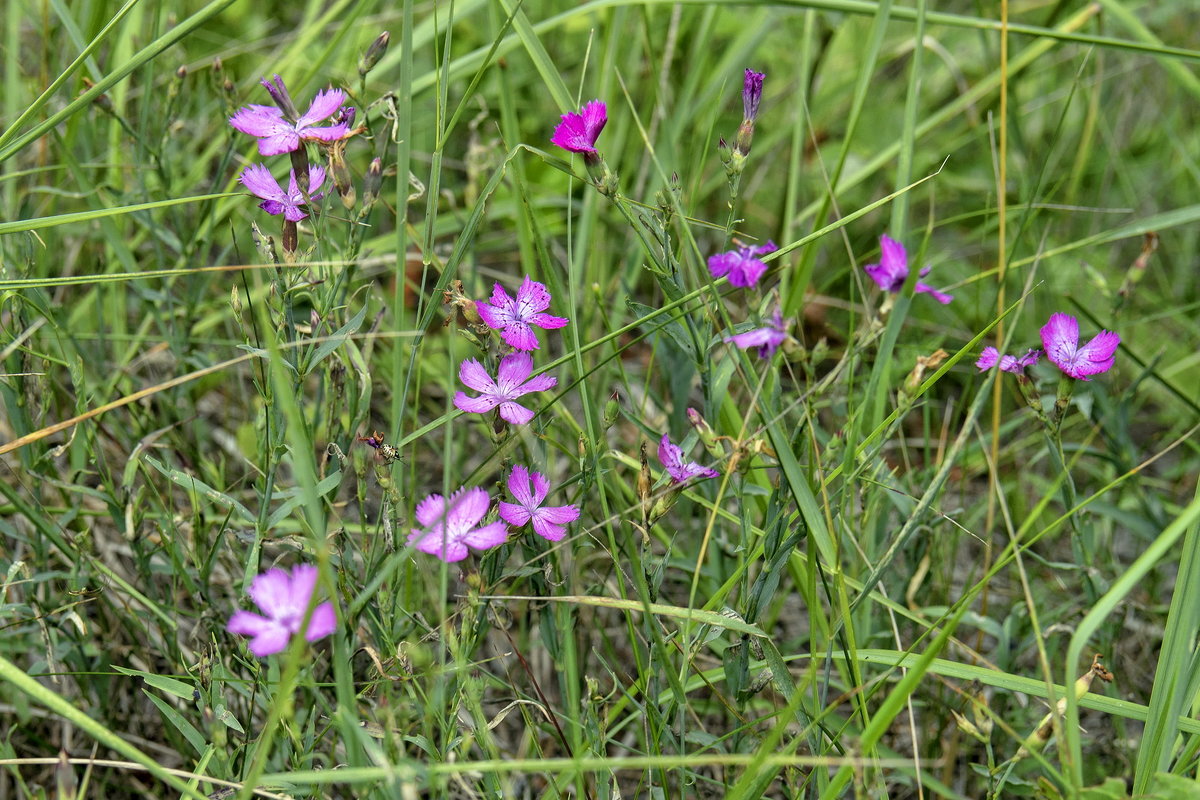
[1,1,1199,798]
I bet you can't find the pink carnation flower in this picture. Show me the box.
[229,82,351,156]
[975,347,1040,374]
[408,487,508,562]
[863,235,953,304]
[1040,313,1119,380]
[476,276,569,351]
[708,241,778,288]
[658,434,719,485]
[227,565,336,657]
[238,164,326,221]
[499,465,580,542]
[551,100,607,154]
[453,352,557,426]
[725,306,788,359]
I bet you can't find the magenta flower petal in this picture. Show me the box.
[414,492,447,528]
[517,373,558,393]
[497,401,535,425]
[454,391,500,414]
[227,610,273,637]
[297,88,346,128]
[458,359,494,391]
[975,347,1000,371]
[551,100,607,153]
[742,69,765,122]
[1015,349,1041,369]
[507,464,540,506]
[304,603,337,641]
[531,505,580,542]
[229,105,287,136]
[460,520,510,550]
[914,283,954,304]
[498,501,531,527]
[239,164,325,221]
[497,351,534,384]
[239,163,285,200]
[1040,313,1119,380]
[407,487,508,562]
[658,434,719,484]
[976,346,1039,374]
[227,565,335,657]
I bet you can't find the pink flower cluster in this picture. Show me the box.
[224,73,1128,665]
[407,466,580,562]
[229,76,353,220]
[413,275,578,561]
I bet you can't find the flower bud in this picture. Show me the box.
[686,407,724,459]
[734,69,764,158]
[638,442,652,523]
[327,142,355,209]
[361,157,383,209]
[281,219,298,256]
[260,74,300,121]
[602,391,621,430]
[359,32,391,76]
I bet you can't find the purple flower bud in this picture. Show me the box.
[260,74,300,120]
[742,69,765,123]
[359,31,391,76]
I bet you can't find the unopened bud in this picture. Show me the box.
[734,69,764,158]
[361,157,383,208]
[328,142,355,209]
[281,219,298,256]
[718,136,733,167]
[686,407,723,459]
[648,491,678,527]
[260,74,300,121]
[969,684,994,739]
[811,337,829,365]
[602,391,620,429]
[951,710,987,743]
[442,279,485,330]
[230,285,242,315]
[359,32,391,76]
[637,442,652,523]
